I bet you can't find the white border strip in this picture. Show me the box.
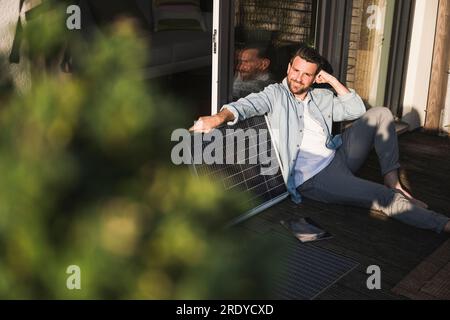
[211,0,220,115]
[264,115,285,174]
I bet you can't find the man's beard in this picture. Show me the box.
[287,78,309,95]
[239,71,258,81]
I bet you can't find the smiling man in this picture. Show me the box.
[190,44,450,234]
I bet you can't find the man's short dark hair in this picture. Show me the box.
[290,44,323,74]
[241,43,272,61]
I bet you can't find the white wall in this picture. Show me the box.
[401,0,439,130]
[443,72,450,134]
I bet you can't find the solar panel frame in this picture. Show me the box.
[189,115,289,226]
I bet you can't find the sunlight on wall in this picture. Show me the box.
[401,0,439,130]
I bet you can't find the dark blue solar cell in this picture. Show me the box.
[191,116,288,219]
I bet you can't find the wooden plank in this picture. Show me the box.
[392,239,450,299]
[425,0,450,131]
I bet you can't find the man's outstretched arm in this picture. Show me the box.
[189,108,235,133]
[190,84,277,133]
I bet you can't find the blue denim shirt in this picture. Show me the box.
[222,78,366,204]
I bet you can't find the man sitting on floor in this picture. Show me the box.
[190,45,450,234]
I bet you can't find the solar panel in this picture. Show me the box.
[190,116,289,225]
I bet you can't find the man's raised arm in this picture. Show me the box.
[315,70,350,96]
[315,70,366,121]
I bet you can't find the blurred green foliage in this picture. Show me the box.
[0,2,281,299]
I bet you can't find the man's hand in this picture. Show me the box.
[189,115,222,133]
[189,108,235,133]
[315,70,350,96]
[314,70,335,85]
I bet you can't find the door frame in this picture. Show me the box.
[385,0,416,118]
[315,0,353,83]
[211,0,234,115]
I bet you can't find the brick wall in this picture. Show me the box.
[235,0,315,47]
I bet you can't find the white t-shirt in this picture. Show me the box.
[294,98,336,187]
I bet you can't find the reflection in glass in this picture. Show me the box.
[232,0,317,100]
[232,44,276,100]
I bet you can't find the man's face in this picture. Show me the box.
[235,48,269,81]
[286,57,319,96]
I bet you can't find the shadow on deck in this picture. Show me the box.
[242,130,450,300]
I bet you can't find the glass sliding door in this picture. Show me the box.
[145,0,214,118]
[233,0,317,99]
[212,0,318,112]
[84,0,215,118]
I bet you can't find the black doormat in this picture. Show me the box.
[241,216,359,300]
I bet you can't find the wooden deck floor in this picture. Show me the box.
[250,131,450,300]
